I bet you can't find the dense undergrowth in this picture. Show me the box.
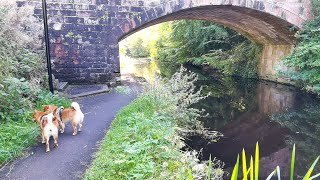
[0,1,70,165]
[280,0,320,94]
[121,20,261,78]
[84,67,224,179]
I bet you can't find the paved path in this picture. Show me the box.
[0,90,135,180]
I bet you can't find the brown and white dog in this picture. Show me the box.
[32,110,49,144]
[44,102,84,136]
[43,105,58,113]
[41,113,59,152]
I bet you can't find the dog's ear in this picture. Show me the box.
[41,116,48,127]
[43,105,49,111]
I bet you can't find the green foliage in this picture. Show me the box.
[127,36,150,57]
[0,91,70,165]
[281,10,320,93]
[0,119,39,165]
[192,41,261,78]
[311,0,320,17]
[0,77,37,122]
[151,20,260,78]
[0,1,70,166]
[84,67,224,179]
[231,143,320,180]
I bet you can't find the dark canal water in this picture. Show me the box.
[121,57,320,178]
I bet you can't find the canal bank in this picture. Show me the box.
[120,56,320,178]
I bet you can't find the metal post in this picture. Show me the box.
[41,0,54,93]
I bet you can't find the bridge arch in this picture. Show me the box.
[113,1,312,80]
[25,0,312,83]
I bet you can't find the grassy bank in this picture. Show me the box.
[84,67,224,179]
[0,92,70,165]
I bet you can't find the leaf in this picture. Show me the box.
[266,169,276,180]
[242,148,248,180]
[303,156,320,180]
[231,154,240,180]
[309,173,320,180]
[188,168,193,180]
[255,142,259,180]
[250,156,254,180]
[207,154,212,180]
[276,166,281,180]
[290,144,296,180]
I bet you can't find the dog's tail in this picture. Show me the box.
[71,102,82,113]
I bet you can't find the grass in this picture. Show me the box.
[0,91,71,166]
[0,118,39,165]
[84,95,186,179]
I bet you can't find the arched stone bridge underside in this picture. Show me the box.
[22,0,313,83]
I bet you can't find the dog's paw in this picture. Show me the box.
[72,133,77,136]
[78,128,82,132]
[46,149,50,153]
[54,143,59,147]
[42,140,46,144]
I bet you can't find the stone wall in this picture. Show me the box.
[19,0,313,83]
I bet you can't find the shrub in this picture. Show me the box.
[281,16,320,93]
[0,0,71,165]
[0,0,44,83]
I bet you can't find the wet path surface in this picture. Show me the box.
[0,90,135,180]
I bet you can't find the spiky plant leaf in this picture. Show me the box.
[309,173,320,180]
[255,142,259,180]
[303,156,320,180]
[276,166,281,180]
[250,156,254,180]
[242,149,248,180]
[290,144,296,180]
[266,169,276,180]
[231,154,240,180]
[207,155,212,180]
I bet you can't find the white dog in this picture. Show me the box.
[41,113,59,152]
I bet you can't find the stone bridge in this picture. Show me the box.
[20,0,313,83]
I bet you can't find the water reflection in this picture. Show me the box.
[120,58,320,178]
[120,55,160,83]
[187,68,320,178]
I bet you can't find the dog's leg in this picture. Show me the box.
[40,127,45,144]
[45,136,50,152]
[53,134,58,148]
[41,131,45,144]
[60,122,65,134]
[72,121,78,136]
[78,117,83,132]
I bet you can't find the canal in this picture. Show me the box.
[120,56,320,178]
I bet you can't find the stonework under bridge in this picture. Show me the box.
[20,0,313,83]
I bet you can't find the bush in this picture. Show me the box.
[151,20,260,78]
[0,0,71,165]
[84,67,224,179]
[281,15,320,93]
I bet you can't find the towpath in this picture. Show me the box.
[0,82,138,180]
